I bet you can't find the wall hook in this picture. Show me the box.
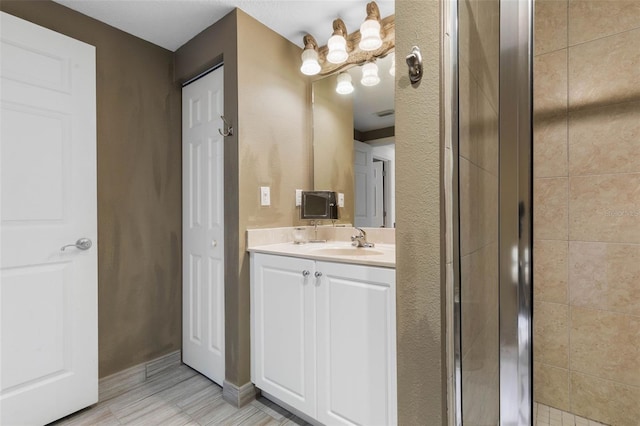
[405,46,423,84]
[218,115,233,137]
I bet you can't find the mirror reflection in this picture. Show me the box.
[312,53,395,228]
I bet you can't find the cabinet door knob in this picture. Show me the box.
[314,271,323,278]
[302,270,310,277]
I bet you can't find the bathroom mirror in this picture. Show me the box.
[312,53,395,228]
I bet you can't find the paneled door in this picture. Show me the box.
[182,67,225,385]
[250,253,317,419]
[0,12,97,425]
[316,261,397,426]
[354,140,374,227]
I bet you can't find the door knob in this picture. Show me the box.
[314,271,323,278]
[61,238,92,251]
[302,270,310,277]
[211,240,218,248]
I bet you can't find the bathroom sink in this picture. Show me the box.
[311,247,385,257]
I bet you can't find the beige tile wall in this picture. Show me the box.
[534,2,640,424]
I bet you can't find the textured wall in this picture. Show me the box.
[395,0,446,424]
[533,1,640,424]
[0,1,182,377]
[313,74,354,224]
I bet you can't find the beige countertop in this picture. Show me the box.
[247,241,396,268]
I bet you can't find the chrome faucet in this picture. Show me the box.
[351,227,375,248]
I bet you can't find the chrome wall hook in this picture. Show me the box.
[405,46,423,84]
[218,115,233,137]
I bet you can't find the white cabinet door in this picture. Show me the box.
[251,253,317,418]
[316,261,397,426]
[1,12,97,426]
[182,67,225,385]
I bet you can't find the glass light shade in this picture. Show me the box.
[300,48,321,75]
[327,34,348,64]
[389,54,396,76]
[361,62,380,87]
[336,72,354,95]
[359,19,382,51]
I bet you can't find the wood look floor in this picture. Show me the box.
[50,364,308,426]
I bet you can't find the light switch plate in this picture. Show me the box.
[260,186,270,206]
[295,189,302,206]
[338,192,345,207]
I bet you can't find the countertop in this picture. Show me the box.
[247,241,396,268]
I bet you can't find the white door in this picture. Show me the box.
[0,12,97,425]
[316,261,397,426]
[251,253,317,418]
[182,67,225,385]
[372,161,384,227]
[354,141,374,228]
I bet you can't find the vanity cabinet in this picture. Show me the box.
[250,253,317,418]
[250,253,397,426]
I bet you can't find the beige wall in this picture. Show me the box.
[236,9,313,386]
[395,0,446,424]
[533,2,640,424]
[0,1,182,377]
[313,74,354,224]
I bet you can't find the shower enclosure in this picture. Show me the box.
[451,0,640,424]
[451,0,532,424]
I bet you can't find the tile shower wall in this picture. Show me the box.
[533,1,640,425]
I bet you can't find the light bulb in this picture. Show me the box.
[389,54,396,76]
[300,48,321,76]
[327,34,348,64]
[361,62,380,86]
[336,72,354,95]
[359,19,382,51]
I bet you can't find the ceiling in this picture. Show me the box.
[52,0,395,132]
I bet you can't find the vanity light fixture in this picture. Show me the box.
[300,34,321,76]
[299,1,394,77]
[327,19,349,64]
[359,2,383,51]
[361,61,380,86]
[336,72,354,94]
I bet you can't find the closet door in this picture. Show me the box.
[182,66,225,385]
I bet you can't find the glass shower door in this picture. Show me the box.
[457,0,501,423]
[454,0,533,424]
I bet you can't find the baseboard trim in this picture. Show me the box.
[98,350,181,402]
[222,380,257,408]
